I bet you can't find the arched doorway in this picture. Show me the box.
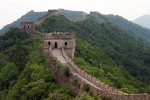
[65,42,67,46]
[48,41,51,48]
[55,42,58,48]
[48,41,51,46]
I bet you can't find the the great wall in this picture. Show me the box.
[20,10,150,100]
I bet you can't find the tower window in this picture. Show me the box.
[65,42,67,45]
[48,41,51,46]
[55,42,58,48]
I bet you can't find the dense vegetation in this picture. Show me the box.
[0,28,100,99]
[106,14,150,43]
[75,18,150,85]
[37,15,150,93]
[74,39,149,93]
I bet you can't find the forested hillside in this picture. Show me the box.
[0,28,100,99]
[75,17,150,85]
[36,15,150,93]
[106,15,150,43]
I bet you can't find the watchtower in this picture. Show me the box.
[20,22,37,36]
[20,22,35,30]
[44,32,76,59]
[47,10,59,16]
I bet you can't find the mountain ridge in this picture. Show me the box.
[0,10,47,35]
[133,14,150,29]
[106,14,150,44]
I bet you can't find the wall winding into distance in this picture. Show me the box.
[21,9,150,100]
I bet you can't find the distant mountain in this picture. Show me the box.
[0,10,47,35]
[106,15,150,43]
[133,14,150,29]
[0,9,87,35]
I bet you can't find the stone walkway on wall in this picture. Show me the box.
[51,49,107,93]
[51,49,67,64]
[51,49,126,93]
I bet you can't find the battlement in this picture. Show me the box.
[44,32,75,40]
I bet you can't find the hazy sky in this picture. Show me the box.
[1,0,150,29]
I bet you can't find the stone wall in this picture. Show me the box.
[34,10,58,26]
[44,48,87,96]
[61,48,150,100]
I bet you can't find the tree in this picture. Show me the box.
[0,62,19,90]
[21,79,47,100]
[6,45,28,71]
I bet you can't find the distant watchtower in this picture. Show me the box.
[20,22,37,36]
[20,10,59,37]
[44,32,76,59]
[20,22,35,30]
[47,10,59,16]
